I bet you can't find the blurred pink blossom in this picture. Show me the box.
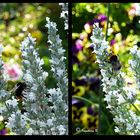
[3,63,22,81]
[128,3,139,16]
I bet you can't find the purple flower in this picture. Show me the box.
[72,101,84,109]
[86,22,93,26]
[98,14,107,22]
[75,40,83,50]
[88,77,100,92]
[84,14,107,30]
[0,129,7,135]
[87,107,98,116]
[92,18,99,24]
[84,20,99,30]
[89,77,100,84]
[72,45,78,54]
[74,78,87,86]
[110,39,116,46]
[87,107,93,115]
[72,39,83,54]
[72,99,79,105]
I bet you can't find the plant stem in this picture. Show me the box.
[132,104,140,115]
[72,95,97,106]
[105,3,110,41]
[98,3,110,135]
[98,86,102,135]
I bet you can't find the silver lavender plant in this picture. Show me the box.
[0,44,12,123]
[0,44,28,135]
[90,23,140,135]
[45,17,68,135]
[59,3,68,30]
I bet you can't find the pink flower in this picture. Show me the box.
[3,63,22,81]
[128,3,139,16]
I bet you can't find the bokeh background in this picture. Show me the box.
[72,3,140,135]
[0,3,68,135]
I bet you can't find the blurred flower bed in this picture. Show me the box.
[72,3,140,135]
[0,3,67,135]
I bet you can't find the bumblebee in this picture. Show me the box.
[15,82,27,99]
[21,108,27,114]
[15,82,27,114]
[109,55,121,72]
